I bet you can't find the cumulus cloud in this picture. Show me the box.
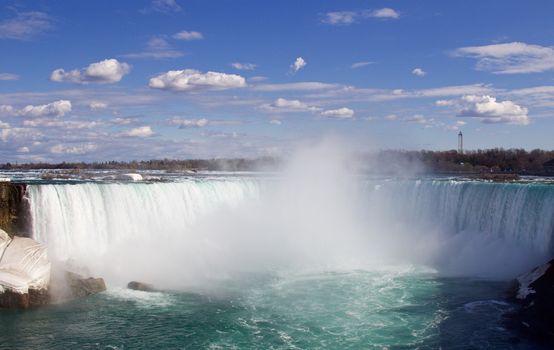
[261,98,320,113]
[17,146,29,153]
[173,30,203,40]
[231,62,257,71]
[320,107,354,119]
[169,118,209,128]
[0,120,9,128]
[51,59,131,84]
[412,68,426,76]
[269,119,282,125]
[290,57,307,74]
[89,101,108,110]
[351,61,373,69]
[50,143,97,154]
[436,95,530,125]
[454,42,554,74]
[0,73,19,81]
[384,114,398,120]
[368,8,400,19]
[119,126,153,137]
[1,100,72,118]
[149,69,246,92]
[0,12,52,40]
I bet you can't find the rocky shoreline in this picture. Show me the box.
[504,259,554,344]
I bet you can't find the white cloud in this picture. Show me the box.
[23,118,100,129]
[50,143,97,154]
[149,69,246,92]
[122,37,183,59]
[351,61,373,69]
[371,84,495,101]
[173,30,203,40]
[0,105,14,115]
[269,119,282,125]
[169,118,209,128]
[320,107,354,119]
[436,95,530,125]
[51,59,131,84]
[290,57,307,74]
[0,12,52,40]
[384,114,398,120]
[89,101,108,110]
[231,62,257,71]
[454,42,554,74]
[17,146,29,153]
[322,8,399,25]
[0,120,9,128]
[404,114,434,125]
[446,121,466,131]
[119,126,153,137]
[323,11,357,25]
[10,100,72,118]
[412,68,426,76]
[0,73,19,81]
[261,98,320,113]
[151,0,182,13]
[252,82,339,92]
[111,117,135,125]
[368,8,400,19]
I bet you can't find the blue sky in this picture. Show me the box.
[1,0,554,162]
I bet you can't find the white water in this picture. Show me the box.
[27,175,554,288]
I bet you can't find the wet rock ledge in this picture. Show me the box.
[0,182,31,238]
[505,259,554,344]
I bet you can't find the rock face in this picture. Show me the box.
[0,229,51,309]
[0,183,31,237]
[127,281,156,292]
[66,271,106,298]
[505,259,554,343]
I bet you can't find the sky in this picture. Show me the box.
[1,0,554,162]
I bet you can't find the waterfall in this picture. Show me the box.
[28,180,262,261]
[26,178,554,284]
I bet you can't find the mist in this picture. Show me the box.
[29,138,550,292]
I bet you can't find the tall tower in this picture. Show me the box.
[458,131,463,154]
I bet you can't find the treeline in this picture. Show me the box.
[0,157,281,172]
[372,148,554,174]
[1,149,553,174]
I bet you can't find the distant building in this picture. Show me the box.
[457,131,463,154]
[544,159,554,174]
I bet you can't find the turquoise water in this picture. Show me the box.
[0,269,545,349]
[2,177,554,348]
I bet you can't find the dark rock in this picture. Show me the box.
[504,259,554,344]
[0,183,31,237]
[0,288,49,309]
[127,281,156,292]
[66,271,106,298]
[0,289,30,309]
